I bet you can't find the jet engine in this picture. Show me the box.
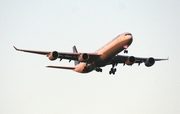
[145,57,155,67]
[78,53,89,62]
[125,56,136,65]
[47,51,59,60]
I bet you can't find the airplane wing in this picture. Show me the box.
[13,46,49,55]
[110,55,168,66]
[13,46,100,62]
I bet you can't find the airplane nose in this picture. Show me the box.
[125,33,133,40]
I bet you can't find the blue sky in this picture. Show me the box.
[1,0,180,114]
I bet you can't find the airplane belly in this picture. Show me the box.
[74,63,95,73]
[94,57,113,67]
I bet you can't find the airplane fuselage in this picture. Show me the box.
[74,32,133,73]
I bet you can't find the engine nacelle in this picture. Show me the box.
[78,53,89,62]
[125,56,136,65]
[47,51,59,61]
[145,57,155,67]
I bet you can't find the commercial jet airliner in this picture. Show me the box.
[14,32,168,75]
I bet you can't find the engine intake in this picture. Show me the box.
[78,53,89,62]
[145,57,155,67]
[47,51,59,60]
[125,56,136,65]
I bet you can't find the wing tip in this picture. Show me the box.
[13,46,19,50]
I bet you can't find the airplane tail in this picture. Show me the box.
[73,45,79,66]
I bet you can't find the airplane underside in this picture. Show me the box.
[13,32,168,75]
[81,59,118,75]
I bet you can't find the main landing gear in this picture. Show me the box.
[109,64,117,75]
[95,67,102,72]
[109,68,116,75]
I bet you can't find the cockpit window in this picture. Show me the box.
[125,33,132,36]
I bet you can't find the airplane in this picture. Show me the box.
[13,32,168,75]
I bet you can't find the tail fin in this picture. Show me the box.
[73,45,79,66]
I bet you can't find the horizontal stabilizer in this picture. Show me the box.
[46,65,75,70]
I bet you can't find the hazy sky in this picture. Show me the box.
[1,0,180,114]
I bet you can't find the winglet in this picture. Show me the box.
[13,46,19,50]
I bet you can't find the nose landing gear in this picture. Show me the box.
[123,45,128,53]
[124,49,128,53]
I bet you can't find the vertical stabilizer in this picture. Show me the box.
[73,45,79,66]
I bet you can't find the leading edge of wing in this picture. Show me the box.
[154,56,169,61]
[13,46,49,55]
[13,46,100,60]
[135,56,169,61]
[111,55,169,64]
[46,65,75,70]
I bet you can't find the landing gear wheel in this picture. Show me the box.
[95,68,103,72]
[124,50,128,53]
[109,68,116,75]
[109,71,111,75]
